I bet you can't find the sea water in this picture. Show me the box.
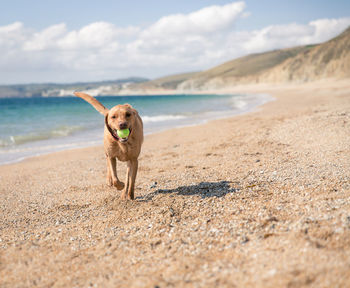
[0,93,271,165]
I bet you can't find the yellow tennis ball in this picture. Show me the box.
[117,129,130,139]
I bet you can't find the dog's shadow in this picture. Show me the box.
[137,181,239,202]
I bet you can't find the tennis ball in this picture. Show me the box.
[117,129,130,139]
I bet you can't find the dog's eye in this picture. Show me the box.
[111,115,116,119]
[126,112,131,118]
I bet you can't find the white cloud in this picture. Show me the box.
[241,18,350,53]
[23,23,67,51]
[57,22,120,50]
[0,1,349,84]
[143,2,246,37]
[0,22,27,50]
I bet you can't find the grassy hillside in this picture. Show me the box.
[197,47,313,79]
[135,48,312,91]
[260,26,350,82]
[179,46,314,89]
[177,26,350,89]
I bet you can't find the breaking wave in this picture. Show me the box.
[0,125,83,147]
[142,114,187,123]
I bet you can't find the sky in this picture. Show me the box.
[1,0,349,84]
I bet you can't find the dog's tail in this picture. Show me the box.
[74,92,109,116]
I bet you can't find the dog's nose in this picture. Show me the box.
[119,122,128,129]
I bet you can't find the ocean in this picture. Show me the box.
[0,93,271,165]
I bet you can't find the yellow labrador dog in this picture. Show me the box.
[74,92,143,200]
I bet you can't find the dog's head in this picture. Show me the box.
[105,104,138,143]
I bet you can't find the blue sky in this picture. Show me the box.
[2,0,350,30]
[0,0,349,84]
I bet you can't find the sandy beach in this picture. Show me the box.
[1,80,350,287]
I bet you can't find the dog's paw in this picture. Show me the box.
[113,180,125,190]
[121,191,134,200]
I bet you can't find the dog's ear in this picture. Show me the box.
[105,112,110,127]
[124,103,138,115]
[74,92,109,116]
[105,112,115,135]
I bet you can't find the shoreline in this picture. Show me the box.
[1,79,349,287]
[0,92,273,166]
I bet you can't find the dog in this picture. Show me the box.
[74,92,143,200]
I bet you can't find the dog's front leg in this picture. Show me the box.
[121,159,138,200]
[106,156,124,190]
[106,158,113,186]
